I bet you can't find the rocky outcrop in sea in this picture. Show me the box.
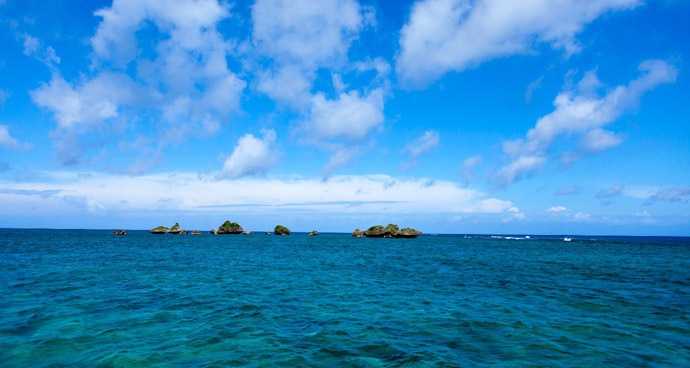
[353,224,422,238]
[213,220,244,234]
[274,225,290,235]
[150,222,188,234]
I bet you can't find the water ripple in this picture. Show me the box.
[1,230,689,366]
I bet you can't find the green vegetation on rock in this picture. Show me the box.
[364,225,386,237]
[216,220,243,234]
[274,225,291,235]
[358,223,422,238]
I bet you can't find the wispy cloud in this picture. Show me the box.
[496,60,677,186]
[0,125,32,151]
[648,186,690,202]
[402,130,440,167]
[21,33,60,69]
[0,188,62,197]
[556,185,579,195]
[462,155,483,187]
[596,184,625,199]
[396,0,640,88]
[547,206,568,212]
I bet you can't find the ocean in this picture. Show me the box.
[1,229,689,367]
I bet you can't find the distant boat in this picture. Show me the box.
[563,237,572,242]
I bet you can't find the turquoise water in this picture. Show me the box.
[1,230,689,367]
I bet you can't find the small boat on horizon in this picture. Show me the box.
[563,237,572,242]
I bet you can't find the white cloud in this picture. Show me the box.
[497,60,677,185]
[573,212,591,221]
[256,65,313,110]
[0,125,32,151]
[91,0,230,66]
[22,33,60,68]
[496,154,546,185]
[31,0,246,166]
[547,206,568,212]
[0,171,518,227]
[303,89,385,142]
[219,129,278,179]
[403,130,440,165]
[31,73,137,132]
[252,0,365,108]
[525,77,543,103]
[580,128,624,153]
[323,146,360,178]
[396,0,640,87]
[252,0,362,67]
[648,186,690,202]
[635,211,651,217]
[249,0,388,176]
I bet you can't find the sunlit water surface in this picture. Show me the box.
[1,229,689,367]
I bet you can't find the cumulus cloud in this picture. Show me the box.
[31,73,138,133]
[302,89,385,142]
[219,129,278,179]
[91,0,230,66]
[250,0,387,175]
[256,65,313,110]
[252,0,362,67]
[252,0,365,108]
[0,125,32,150]
[30,0,246,167]
[402,130,440,166]
[496,60,677,186]
[396,0,640,87]
[502,206,526,222]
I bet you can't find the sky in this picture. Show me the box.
[1,0,689,235]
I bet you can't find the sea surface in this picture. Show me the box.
[1,229,689,367]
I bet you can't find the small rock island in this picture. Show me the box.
[142,220,420,238]
[149,222,187,234]
[211,220,244,234]
[352,224,422,238]
[274,225,291,235]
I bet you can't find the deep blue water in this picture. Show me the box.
[1,229,689,367]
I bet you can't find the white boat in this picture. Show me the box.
[563,237,572,242]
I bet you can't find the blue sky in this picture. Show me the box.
[1,0,689,235]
